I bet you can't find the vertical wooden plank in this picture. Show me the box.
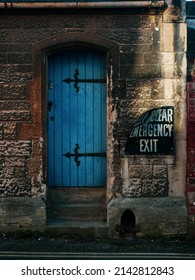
[85,50,94,186]
[93,52,103,186]
[61,50,71,187]
[69,50,79,186]
[77,50,86,186]
[101,56,107,186]
[101,84,107,186]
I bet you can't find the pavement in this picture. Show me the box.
[0,233,195,259]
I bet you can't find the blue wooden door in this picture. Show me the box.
[47,49,106,188]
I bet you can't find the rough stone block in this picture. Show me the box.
[0,16,21,28]
[0,124,2,140]
[51,15,73,28]
[120,65,138,79]
[0,53,7,64]
[136,65,161,79]
[153,165,167,178]
[162,53,186,79]
[5,157,26,167]
[168,164,186,197]
[126,163,153,179]
[143,51,161,65]
[0,167,14,178]
[3,123,17,140]
[98,15,152,29]
[0,44,10,52]
[142,179,168,196]
[0,158,4,166]
[161,63,178,78]
[162,79,174,99]
[160,23,186,52]
[0,141,31,157]
[14,167,26,178]
[140,156,174,165]
[21,15,50,29]
[7,53,33,64]
[0,73,26,84]
[120,52,144,65]
[141,165,153,178]
[74,15,97,29]
[0,63,33,75]
[128,165,143,178]
[122,182,142,197]
[0,111,31,121]
[96,27,153,45]
[0,84,26,100]
[161,52,175,65]
[127,79,173,101]
[108,197,188,237]
[0,197,46,232]
[0,178,31,196]
[0,102,30,111]
[120,44,152,54]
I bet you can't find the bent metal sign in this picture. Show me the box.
[125,106,174,155]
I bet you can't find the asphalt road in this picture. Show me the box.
[0,235,195,259]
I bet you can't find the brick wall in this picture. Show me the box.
[187,78,195,235]
[187,15,195,235]
[186,0,195,234]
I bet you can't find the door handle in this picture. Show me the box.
[48,101,53,112]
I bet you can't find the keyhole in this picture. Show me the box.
[48,101,53,112]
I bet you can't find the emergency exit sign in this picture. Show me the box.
[125,106,174,155]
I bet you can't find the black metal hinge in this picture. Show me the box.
[63,143,106,167]
[63,69,106,93]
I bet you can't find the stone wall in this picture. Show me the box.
[0,1,188,236]
[108,0,188,237]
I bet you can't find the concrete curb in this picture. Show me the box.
[1,251,195,260]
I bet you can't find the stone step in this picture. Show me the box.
[46,221,108,238]
[47,188,106,205]
[47,203,107,222]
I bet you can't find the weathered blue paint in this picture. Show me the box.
[48,49,106,188]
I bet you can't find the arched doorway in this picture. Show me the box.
[47,49,106,188]
[46,48,107,230]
